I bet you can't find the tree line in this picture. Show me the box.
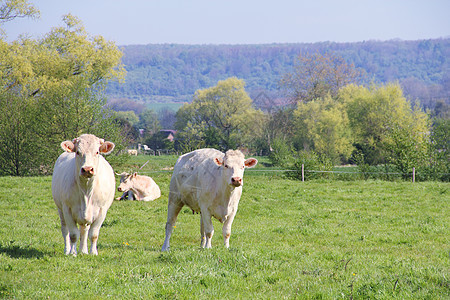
[106,39,450,109]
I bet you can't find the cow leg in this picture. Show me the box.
[79,224,90,254]
[88,209,107,255]
[128,190,134,201]
[200,216,206,248]
[222,212,236,248]
[161,199,183,251]
[57,208,71,255]
[62,206,79,256]
[200,209,214,249]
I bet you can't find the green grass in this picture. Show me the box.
[0,157,449,299]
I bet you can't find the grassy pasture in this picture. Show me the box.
[0,155,449,299]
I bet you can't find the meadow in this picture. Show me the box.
[0,155,448,299]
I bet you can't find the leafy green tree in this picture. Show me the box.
[268,137,295,167]
[421,118,449,181]
[175,77,264,151]
[294,94,354,164]
[174,122,206,153]
[339,83,430,166]
[382,124,428,178]
[0,12,125,175]
[116,111,139,126]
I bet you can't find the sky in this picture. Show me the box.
[3,0,450,45]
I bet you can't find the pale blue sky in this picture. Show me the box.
[3,0,450,45]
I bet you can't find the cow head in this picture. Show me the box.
[116,172,136,192]
[61,134,115,179]
[214,150,258,187]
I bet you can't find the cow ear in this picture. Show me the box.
[61,140,75,153]
[244,158,258,168]
[214,157,224,166]
[99,141,115,155]
[132,172,137,178]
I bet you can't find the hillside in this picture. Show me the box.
[106,38,450,108]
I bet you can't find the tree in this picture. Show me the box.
[158,107,177,129]
[0,13,125,175]
[114,111,140,145]
[174,122,206,153]
[256,108,294,155]
[0,0,39,24]
[280,51,364,104]
[116,111,139,126]
[293,94,354,163]
[175,77,264,151]
[382,123,428,178]
[339,83,430,166]
[137,109,161,139]
[145,131,174,151]
[426,118,449,181]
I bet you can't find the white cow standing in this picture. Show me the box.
[161,148,257,251]
[52,134,115,256]
[116,172,161,201]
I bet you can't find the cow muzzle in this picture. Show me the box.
[81,166,94,178]
[231,177,243,187]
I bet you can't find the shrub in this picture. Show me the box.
[289,151,333,180]
[268,138,295,167]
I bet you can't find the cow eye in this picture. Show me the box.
[76,150,81,156]
[224,164,229,168]
[96,151,99,155]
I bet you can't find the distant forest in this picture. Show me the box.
[106,38,450,109]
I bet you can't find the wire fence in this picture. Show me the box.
[137,166,449,182]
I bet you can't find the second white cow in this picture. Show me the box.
[116,172,161,201]
[161,148,257,251]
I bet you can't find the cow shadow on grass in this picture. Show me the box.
[0,243,47,259]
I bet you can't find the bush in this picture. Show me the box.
[268,138,295,167]
[350,150,372,180]
[289,151,333,180]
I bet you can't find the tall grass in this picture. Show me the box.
[0,159,448,299]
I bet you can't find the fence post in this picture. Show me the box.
[412,167,415,183]
[302,164,305,182]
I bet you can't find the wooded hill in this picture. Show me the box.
[106,38,450,109]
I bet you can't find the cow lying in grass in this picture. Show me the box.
[116,172,161,201]
[161,148,257,251]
